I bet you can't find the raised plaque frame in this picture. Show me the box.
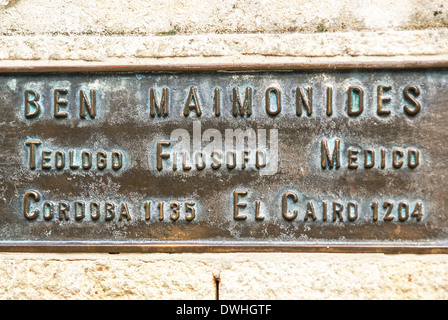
[0,60,447,253]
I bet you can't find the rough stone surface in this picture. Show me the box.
[0,0,447,300]
[0,253,447,299]
[0,0,447,35]
[218,253,448,299]
[0,253,217,299]
[0,30,447,62]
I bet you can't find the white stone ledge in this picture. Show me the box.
[0,253,447,299]
[1,54,448,70]
[0,30,447,61]
[0,0,447,35]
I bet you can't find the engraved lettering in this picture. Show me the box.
[347,201,358,221]
[112,151,122,170]
[321,139,340,169]
[371,201,378,221]
[408,148,419,168]
[326,86,333,116]
[184,86,201,117]
[347,86,363,116]
[398,202,409,221]
[393,149,404,168]
[90,202,100,220]
[150,88,168,117]
[25,140,41,169]
[170,202,180,221]
[348,149,358,169]
[195,151,206,170]
[119,202,131,221]
[54,89,68,118]
[157,141,171,170]
[322,201,327,221]
[79,89,96,119]
[214,88,220,116]
[296,86,312,116]
[332,201,343,221]
[226,150,236,169]
[75,201,85,220]
[97,151,107,170]
[233,190,248,220]
[377,85,391,115]
[22,192,136,222]
[24,140,124,171]
[255,201,264,220]
[43,201,53,220]
[384,201,394,221]
[182,152,191,170]
[256,150,266,169]
[24,90,40,118]
[211,151,222,169]
[55,151,65,169]
[241,150,249,170]
[233,87,252,117]
[59,201,69,221]
[158,202,164,221]
[265,87,281,116]
[24,190,40,220]
[282,192,298,220]
[69,150,79,169]
[322,142,421,170]
[364,149,375,168]
[372,200,423,222]
[105,202,115,221]
[144,201,150,220]
[41,150,51,169]
[403,85,421,116]
[144,200,196,221]
[82,151,92,170]
[411,201,423,221]
[304,201,317,221]
[185,202,195,221]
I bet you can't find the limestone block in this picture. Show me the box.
[0,0,447,35]
[218,254,448,299]
[0,253,216,299]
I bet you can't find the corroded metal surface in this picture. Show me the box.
[0,63,447,252]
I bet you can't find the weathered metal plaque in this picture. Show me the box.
[0,63,447,252]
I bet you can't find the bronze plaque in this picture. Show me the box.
[0,63,447,252]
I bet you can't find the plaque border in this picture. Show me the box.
[0,242,447,253]
[0,60,447,253]
[0,60,447,73]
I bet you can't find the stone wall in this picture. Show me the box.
[1,253,448,299]
[0,0,447,299]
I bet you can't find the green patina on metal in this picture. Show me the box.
[0,64,446,252]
